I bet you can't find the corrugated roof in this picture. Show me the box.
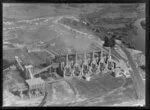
[25,78,45,87]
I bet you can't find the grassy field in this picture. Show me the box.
[3,3,145,50]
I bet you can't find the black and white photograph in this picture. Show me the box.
[3,3,146,106]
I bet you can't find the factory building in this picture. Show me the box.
[62,48,131,81]
[25,77,45,98]
[8,46,132,100]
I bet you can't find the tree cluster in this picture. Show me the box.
[140,65,145,71]
[103,35,116,48]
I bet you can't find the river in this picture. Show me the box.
[134,18,145,55]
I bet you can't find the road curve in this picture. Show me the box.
[118,43,145,100]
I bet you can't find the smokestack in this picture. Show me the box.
[92,51,95,61]
[75,53,77,64]
[101,50,103,59]
[84,52,87,63]
[66,54,69,66]
[109,47,112,61]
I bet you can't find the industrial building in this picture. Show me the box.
[4,44,132,100]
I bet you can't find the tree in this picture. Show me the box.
[140,65,145,71]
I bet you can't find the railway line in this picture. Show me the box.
[118,43,145,100]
